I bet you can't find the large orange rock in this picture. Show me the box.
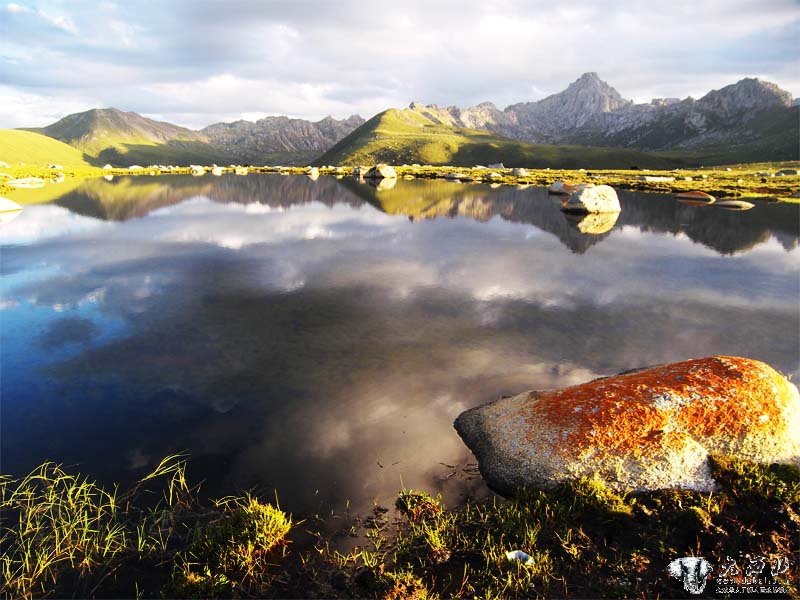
[454,356,800,493]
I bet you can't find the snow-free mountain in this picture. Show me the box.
[31,108,365,166]
[21,73,798,167]
[407,73,797,158]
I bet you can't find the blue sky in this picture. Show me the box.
[0,0,798,129]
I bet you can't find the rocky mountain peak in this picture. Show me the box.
[696,77,793,120]
[561,72,629,110]
[504,72,631,137]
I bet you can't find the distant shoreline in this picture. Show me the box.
[3,162,799,204]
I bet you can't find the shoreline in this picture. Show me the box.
[2,455,797,598]
[2,162,799,204]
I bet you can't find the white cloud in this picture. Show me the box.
[6,3,31,14]
[36,9,78,34]
[0,0,797,127]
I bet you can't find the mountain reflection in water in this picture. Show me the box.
[1,174,798,516]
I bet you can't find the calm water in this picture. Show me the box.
[1,174,798,515]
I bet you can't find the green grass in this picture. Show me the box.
[2,455,797,598]
[0,130,94,167]
[317,108,688,169]
[0,456,292,599]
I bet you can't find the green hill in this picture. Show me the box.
[30,107,233,166]
[0,129,93,167]
[315,108,681,169]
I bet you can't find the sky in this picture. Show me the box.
[0,0,798,130]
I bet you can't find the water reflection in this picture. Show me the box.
[1,175,798,517]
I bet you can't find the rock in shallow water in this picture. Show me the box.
[454,356,800,494]
[561,184,620,213]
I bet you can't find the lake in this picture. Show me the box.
[1,174,798,517]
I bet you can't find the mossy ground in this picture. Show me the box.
[286,457,799,599]
[3,455,795,598]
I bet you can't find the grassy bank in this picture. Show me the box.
[0,456,291,599]
[2,456,797,598]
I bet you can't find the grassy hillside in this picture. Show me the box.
[29,108,234,167]
[315,108,682,169]
[0,129,93,167]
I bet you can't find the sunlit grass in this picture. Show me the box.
[0,456,292,599]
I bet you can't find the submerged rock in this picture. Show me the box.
[713,199,754,211]
[454,356,800,494]
[561,184,620,213]
[676,190,715,205]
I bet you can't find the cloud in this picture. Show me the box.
[0,0,798,128]
[6,3,31,13]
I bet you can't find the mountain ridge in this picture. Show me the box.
[19,73,799,167]
[407,73,796,156]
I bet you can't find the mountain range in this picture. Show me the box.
[10,73,799,168]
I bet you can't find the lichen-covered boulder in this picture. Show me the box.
[561,184,620,213]
[454,356,800,494]
[364,164,397,180]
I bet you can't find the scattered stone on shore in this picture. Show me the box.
[713,200,755,211]
[561,184,620,214]
[547,180,579,195]
[307,167,320,180]
[512,168,529,177]
[776,169,798,176]
[639,175,675,182]
[454,356,800,494]
[488,162,505,169]
[234,166,248,175]
[445,172,467,181]
[364,164,397,180]
[7,177,45,189]
[211,166,224,176]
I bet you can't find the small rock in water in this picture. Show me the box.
[561,184,620,214]
[364,164,397,180]
[547,180,579,195]
[713,199,754,211]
